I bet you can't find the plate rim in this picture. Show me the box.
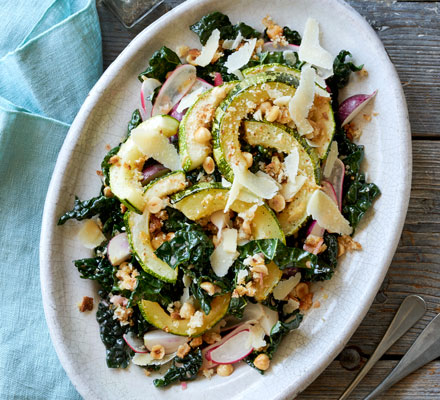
[40,0,412,398]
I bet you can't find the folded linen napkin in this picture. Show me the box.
[0,0,102,398]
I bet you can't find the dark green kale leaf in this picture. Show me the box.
[334,128,381,230]
[189,275,231,315]
[239,140,276,173]
[101,109,142,185]
[138,46,181,83]
[195,55,237,84]
[58,195,124,236]
[320,232,339,269]
[96,301,132,368]
[327,50,363,97]
[154,348,203,388]
[185,166,223,185]
[228,296,247,319]
[245,311,303,373]
[128,269,178,308]
[161,207,193,232]
[73,254,116,294]
[155,223,214,270]
[283,27,301,45]
[190,12,261,45]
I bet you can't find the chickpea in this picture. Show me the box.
[203,156,215,174]
[103,186,113,197]
[194,126,211,144]
[253,354,270,371]
[268,194,286,212]
[216,364,234,377]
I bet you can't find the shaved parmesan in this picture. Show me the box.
[273,273,301,300]
[225,38,257,73]
[240,169,280,199]
[211,210,231,239]
[133,352,176,366]
[176,86,205,113]
[131,124,180,170]
[223,32,243,50]
[224,176,242,212]
[289,64,316,136]
[221,177,232,188]
[237,269,249,285]
[78,219,106,249]
[237,187,264,205]
[233,69,245,80]
[247,323,266,349]
[323,141,339,178]
[299,18,333,70]
[280,175,307,201]
[284,149,300,182]
[283,298,300,314]
[307,190,353,235]
[210,228,239,277]
[195,29,220,67]
[305,138,320,148]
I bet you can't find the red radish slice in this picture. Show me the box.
[262,42,300,53]
[202,322,254,368]
[151,64,197,116]
[123,331,148,353]
[327,158,345,210]
[338,90,377,126]
[141,164,170,186]
[321,181,338,204]
[170,102,185,121]
[195,77,214,90]
[143,330,189,354]
[107,232,131,266]
[140,78,161,121]
[175,78,214,114]
[207,330,253,364]
[214,72,223,86]
[306,220,325,238]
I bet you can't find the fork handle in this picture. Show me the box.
[338,295,426,400]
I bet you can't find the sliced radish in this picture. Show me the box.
[173,78,213,116]
[123,331,148,353]
[141,164,170,186]
[107,232,131,266]
[140,78,161,121]
[306,220,325,238]
[170,102,185,121]
[327,158,345,210]
[261,42,300,53]
[321,181,338,204]
[214,72,223,86]
[151,64,197,116]
[208,330,253,364]
[242,303,279,336]
[338,90,377,126]
[323,141,338,179]
[143,330,189,354]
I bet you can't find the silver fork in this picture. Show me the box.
[338,295,426,400]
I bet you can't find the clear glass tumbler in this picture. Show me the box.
[103,0,165,29]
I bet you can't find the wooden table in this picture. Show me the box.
[96,0,440,397]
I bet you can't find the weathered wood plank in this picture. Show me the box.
[297,360,440,399]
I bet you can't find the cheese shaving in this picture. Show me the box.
[176,86,205,113]
[225,38,257,73]
[223,32,243,50]
[307,190,352,235]
[210,229,239,277]
[78,219,106,249]
[195,29,220,67]
[289,64,316,136]
[284,149,300,182]
[299,18,333,71]
[280,175,307,202]
[323,141,339,178]
[272,273,301,300]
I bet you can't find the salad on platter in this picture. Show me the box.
[58,11,380,388]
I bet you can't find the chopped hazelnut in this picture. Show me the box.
[203,156,215,174]
[295,282,309,300]
[176,45,190,58]
[266,106,281,122]
[253,354,270,370]
[194,126,211,144]
[202,330,222,345]
[268,194,286,212]
[258,101,272,114]
[103,186,113,198]
[180,302,196,319]
[151,232,167,250]
[190,337,203,347]
[216,364,234,377]
[150,344,165,360]
[78,296,93,312]
[200,281,220,296]
[147,196,163,214]
[177,343,191,358]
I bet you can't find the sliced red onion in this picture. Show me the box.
[107,232,131,266]
[208,330,253,364]
[202,322,254,368]
[141,164,170,186]
[140,78,161,121]
[123,331,148,353]
[214,72,224,86]
[338,90,377,126]
[151,64,197,116]
[143,330,189,354]
[327,158,345,210]
[262,42,300,52]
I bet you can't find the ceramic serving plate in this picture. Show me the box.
[40,0,411,398]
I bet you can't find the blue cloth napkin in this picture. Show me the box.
[0,0,102,398]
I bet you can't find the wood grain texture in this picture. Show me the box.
[97,0,440,397]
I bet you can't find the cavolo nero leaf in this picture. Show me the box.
[73,255,116,294]
[334,128,381,230]
[283,27,301,45]
[96,301,132,368]
[245,311,303,373]
[138,46,181,82]
[154,348,203,388]
[327,50,363,99]
[190,12,261,45]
